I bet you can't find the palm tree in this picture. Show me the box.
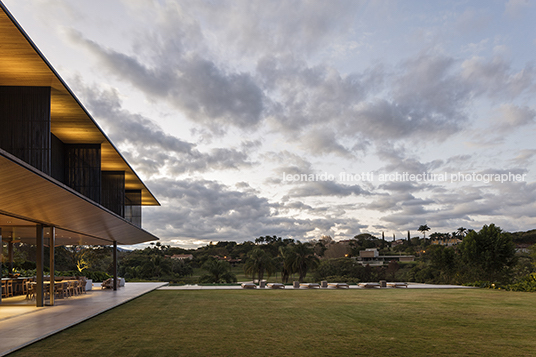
[429,232,441,244]
[243,248,276,283]
[418,224,431,239]
[457,227,467,238]
[442,232,451,245]
[289,242,319,282]
[201,258,236,283]
[279,246,294,283]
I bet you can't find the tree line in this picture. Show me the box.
[4,224,536,290]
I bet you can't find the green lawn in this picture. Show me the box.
[11,289,536,356]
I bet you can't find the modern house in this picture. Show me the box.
[170,254,194,261]
[430,238,462,247]
[0,2,160,306]
[356,248,414,266]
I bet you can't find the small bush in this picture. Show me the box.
[463,275,536,292]
[505,273,536,292]
[81,271,111,281]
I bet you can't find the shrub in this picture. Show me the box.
[506,273,536,292]
[82,271,112,282]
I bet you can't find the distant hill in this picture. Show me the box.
[510,229,536,245]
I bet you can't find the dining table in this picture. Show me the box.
[2,277,33,297]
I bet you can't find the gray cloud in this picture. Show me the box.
[492,104,536,132]
[379,180,536,233]
[179,0,364,58]
[376,145,444,174]
[264,151,315,183]
[258,53,467,153]
[69,30,266,134]
[283,180,370,200]
[505,0,533,19]
[461,56,536,99]
[513,149,536,166]
[143,178,366,244]
[66,4,536,157]
[71,79,255,176]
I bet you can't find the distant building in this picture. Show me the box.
[356,248,414,266]
[171,254,194,260]
[430,238,462,247]
[212,255,241,266]
[391,239,405,247]
[515,243,531,253]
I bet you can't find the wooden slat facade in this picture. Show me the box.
[0,86,51,175]
[64,144,102,204]
[102,171,126,217]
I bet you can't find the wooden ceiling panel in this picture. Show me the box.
[0,5,159,206]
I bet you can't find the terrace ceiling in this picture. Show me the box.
[0,3,159,206]
[0,149,159,246]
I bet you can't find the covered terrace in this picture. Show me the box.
[1,1,160,308]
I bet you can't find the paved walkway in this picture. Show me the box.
[0,282,166,356]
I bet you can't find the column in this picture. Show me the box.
[35,225,45,307]
[48,227,55,306]
[0,228,3,304]
[8,238,13,275]
[113,241,118,291]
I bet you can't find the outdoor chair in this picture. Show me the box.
[299,283,320,288]
[43,283,50,299]
[2,280,13,298]
[358,283,380,288]
[25,281,35,300]
[5,279,14,297]
[55,282,67,299]
[241,282,257,289]
[65,281,74,297]
[267,283,285,289]
[387,282,408,288]
[328,283,349,289]
[77,277,87,294]
[21,278,29,296]
[101,278,115,289]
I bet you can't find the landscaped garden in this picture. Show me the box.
[10,288,536,356]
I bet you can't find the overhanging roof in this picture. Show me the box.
[0,2,159,206]
[0,149,158,246]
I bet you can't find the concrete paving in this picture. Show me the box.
[0,282,166,356]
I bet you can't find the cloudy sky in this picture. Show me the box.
[4,0,536,248]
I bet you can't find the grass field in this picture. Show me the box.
[11,289,536,356]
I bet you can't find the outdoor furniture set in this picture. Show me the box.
[2,277,86,299]
[15,276,88,300]
[101,277,126,289]
[239,281,408,289]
